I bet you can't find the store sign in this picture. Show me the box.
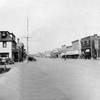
[94,34,99,50]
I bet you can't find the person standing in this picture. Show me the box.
[64,55,66,60]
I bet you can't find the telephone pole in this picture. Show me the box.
[22,17,32,63]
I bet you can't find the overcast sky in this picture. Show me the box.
[0,0,100,53]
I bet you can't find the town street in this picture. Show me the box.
[0,58,100,100]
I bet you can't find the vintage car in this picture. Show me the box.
[28,56,36,62]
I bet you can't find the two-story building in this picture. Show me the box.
[81,34,100,59]
[0,31,17,59]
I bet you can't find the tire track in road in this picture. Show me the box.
[19,62,68,100]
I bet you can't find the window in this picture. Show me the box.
[86,40,88,46]
[84,41,87,44]
[2,42,7,48]
[81,41,85,45]
[81,41,83,44]
[87,40,90,45]
[1,32,7,39]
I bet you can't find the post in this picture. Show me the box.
[27,17,29,63]
[22,17,32,63]
[94,34,99,59]
[90,36,92,59]
[18,50,19,62]
[27,37,28,63]
[97,49,98,59]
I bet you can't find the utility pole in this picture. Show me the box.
[94,34,99,59]
[22,17,32,63]
[90,36,92,59]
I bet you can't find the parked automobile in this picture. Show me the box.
[28,56,36,62]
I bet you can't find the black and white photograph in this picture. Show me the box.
[0,0,100,100]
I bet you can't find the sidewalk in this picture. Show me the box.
[0,66,20,100]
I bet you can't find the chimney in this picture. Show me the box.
[17,38,19,43]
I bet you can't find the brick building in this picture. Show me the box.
[81,34,100,59]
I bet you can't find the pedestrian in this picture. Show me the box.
[64,55,66,60]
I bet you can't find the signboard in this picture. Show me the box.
[95,39,99,49]
[94,34,99,50]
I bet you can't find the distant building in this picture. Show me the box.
[58,45,67,58]
[66,46,73,58]
[71,39,81,58]
[65,40,81,59]
[44,51,51,58]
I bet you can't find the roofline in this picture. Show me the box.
[81,36,91,40]
[0,40,16,42]
[72,39,79,43]
[66,46,72,48]
[9,33,15,37]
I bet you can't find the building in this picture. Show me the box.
[50,49,59,58]
[65,40,81,59]
[0,31,17,59]
[66,46,73,58]
[81,36,91,59]
[0,31,25,62]
[71,39,81,58]
[15,38,25,62]
[81,34,100,59]
[58,45,67,58]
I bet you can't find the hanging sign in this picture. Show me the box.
[94,34,99,50]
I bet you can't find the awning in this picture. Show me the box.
[60,53,66,56]
[66,51,72,55]
[66,50,79,55]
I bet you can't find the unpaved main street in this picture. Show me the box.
[0,58,100,100]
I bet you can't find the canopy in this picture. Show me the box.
[66,50,79,55]
[60,53,66,56]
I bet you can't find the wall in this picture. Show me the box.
[72,40,81,54]
[66,46,73,51]
[0,42,12,58]
[72,40,80,50]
